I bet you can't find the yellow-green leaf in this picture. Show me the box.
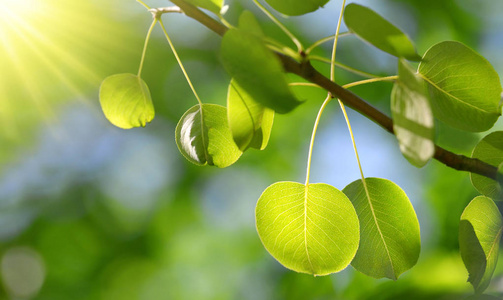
[99,73,155,129]
[175,104,242,168]
[460,196,503,294]
[256,181,359,276]
[471,131,503,201]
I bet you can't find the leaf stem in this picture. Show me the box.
[308,56,382,79]
[344,76,398,88]
[252,0,304,53]
[136,0,151,10]
[305,95,332,185]
[158,19,203,106]
[137,19,158,77]
[305,32,352,55]
[289,82,322,88]
[330,0,347,81]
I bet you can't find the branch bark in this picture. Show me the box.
[168,0,499,180]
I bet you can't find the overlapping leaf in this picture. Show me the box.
[264,0,329,16]
[221,29,302,114]
[471,131,503,201]
[391,59,434,167]
[343,4,421,61]
[418,41,502,132]
[227,79,274,151]
[459,196,503,294]
[175,104,242,168]
[99,73,155,129]
[342,178,420,280]
[256,182,360,276]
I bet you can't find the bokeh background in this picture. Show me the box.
[1,0,503,299]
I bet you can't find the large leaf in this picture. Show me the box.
[183,0,223,15]
[256,181,360,275]
[343,4,421,61]
[471,131,503,201]
[175,104,242,168]
[342,178,421,280]
[238,10,264,37]
[99,73,155,129]
[418,41,502,132]
[391,59,434,167]
[227,79,274,151]
[459,196,503,294]
[264,0,329,16]
[221,29,302,114]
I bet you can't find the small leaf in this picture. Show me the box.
[264,0,329,16]
[238,10,264,37]
[343,4,421,61]
[459,196,503,294]
[418,41,502,132]
[175,104,242,168]
[221,29,302,114]
[342,178,421,280]
[471,131,503,201]
[256,181,360,276]
[99,73,155,129]
[183,0,223,15]
[227,79,274,151]
[391,59,434,167]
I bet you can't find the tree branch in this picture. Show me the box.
[167,0,499,180]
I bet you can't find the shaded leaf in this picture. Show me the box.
[342,178,421,280]
[99,73,154,129]
[221,29,302,114]
[418,41,502,132]
[175,104,242,168]
[471,131,503,201]
[256,181,359,276]
[238,10,264,37]
[343,4,421,61]
[183,0,223,15]
[227,79,274,151]
[391,59,434,167]
[264,0,329,16]
[459,196,503,294]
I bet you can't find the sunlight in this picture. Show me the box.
[0,0,139,152]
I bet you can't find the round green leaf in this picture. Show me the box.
[256,181,360,276]
[471,131,503,201]
[175,104,242,168]
[221,29,302,114]
[99,73,155,129]
[264,0,329,16]
[418,41,502,132]
[183,0,223,15]
[460,196,503,294]
[343,4,421,61]
[227,79,274,151]
[342,178,421,280]
[391,59,434,167]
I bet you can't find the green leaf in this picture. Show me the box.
[471,131,503,201]
[342,178,421,280]
[221,29,302,114]
[99,73,155,129]
[175,104,242,168]
[238,10,264,37]
[183,0,223,15]
[256,181,360,276]
[227,79,274,151]
[343,4,421,61]
[418,41,502,132]
[459,196,503,294]
[264,0,329,16]
[391,59,434,167]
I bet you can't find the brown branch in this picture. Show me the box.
[167,0,499,180]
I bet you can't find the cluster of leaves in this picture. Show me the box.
[98,0,503,296]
